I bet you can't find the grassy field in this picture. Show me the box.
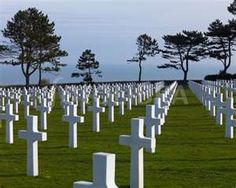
[0,85,236,188]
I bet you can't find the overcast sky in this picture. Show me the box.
[0,0,234,84]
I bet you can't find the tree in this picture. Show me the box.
[2,8,67,86]
[0,41,19,62]
[31,11,68,85]
[128,34,159,82]
[71,49,102,83]
[205,19,236,74]
[228,0,236,15]
[158,31,207,81]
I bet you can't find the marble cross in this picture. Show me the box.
[119,118,156,188]
[0,103,19,144]
[37,98,51,130]
[23,94,32,118]
[118,91,127,115]
[63,104,84,148]
[18,115,47,176]
[106,93,118,122]
[143,105,161,138]
[88,97,105,132]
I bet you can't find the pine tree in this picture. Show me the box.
[128,34,159,82]
[2,8,67,86]
[158,31,207,81]
[71,49,102,83]
[228,0,236,15]
[205,19,236,74]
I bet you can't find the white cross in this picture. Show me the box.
[143,105,161,138]
[154,97,165,128]
[63,94,72,115]
[79,88,87,115]
[127,87,133,110]
[105,93,118,122]
[18,115,47,176]
[216,93,225,126]
[37,98,51,130]
[119,118,156,188]
[0,103,19,144]
[133,88,138,106]
[73,152,118,188]
[209,89,217,117]
[13,92,21,113]
[63,104,84,148]
[225,97,236,139]
[118,91,127,115]
[23,95,32,118]
[88,97,105,132]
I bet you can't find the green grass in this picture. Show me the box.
[0,85,236,188]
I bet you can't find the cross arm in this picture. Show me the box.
[119,135,131,147]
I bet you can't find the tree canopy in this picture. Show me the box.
[205,19,236,74]
[228,0,236,15]
[2,7,67,86]
[158,30,207,81]
[71,49,102,83]
[128,34,159,82]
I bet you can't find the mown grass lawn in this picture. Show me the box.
[0,85,236,188]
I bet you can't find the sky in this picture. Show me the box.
[0,0,235,85]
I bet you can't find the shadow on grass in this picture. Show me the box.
[119,185,129,188]
[0,173,25,178]
[157,157,236,162]
[171,103,202,107]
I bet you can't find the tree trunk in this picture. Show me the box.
[138,61,142,82]
[223,66,228,74]
[183,71,188,81]
[25,75,30,87]
[38,63,42,86]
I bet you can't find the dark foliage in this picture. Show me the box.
[204,72,236,81]
[158,30,207,81]
[128,34,159,82]
[205,19,236,74]
[71,49,102,83]
[228,0,236,15]
[2,8,68,86]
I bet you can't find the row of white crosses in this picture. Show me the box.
[189,80,236,139]
[140,81,178,139]
[73,82,178,188]
[0,82,164,180]
[61,82,164,113]
[0,86,56,177]
[59,82,164,133]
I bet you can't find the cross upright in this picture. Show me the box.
[118,91,127,115]
[119,118,156,188]
[73,152,118,188]
[18,115,47,176]
[63,104,84,148]
[127,87,134,110]
[63,94,72,115]
[105,93,118,122]
[216,93,226,126]
[88,97,105,132]
[79,88,87,114]
[210,89,217,117]
[0,103,19,144]
[13,92,21,113]
[23,94,32,118]
[161,93,169,115]
[143,105,162,138]
[154,97,165,127]
[225,97,236,139]
[37,98,51,130]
